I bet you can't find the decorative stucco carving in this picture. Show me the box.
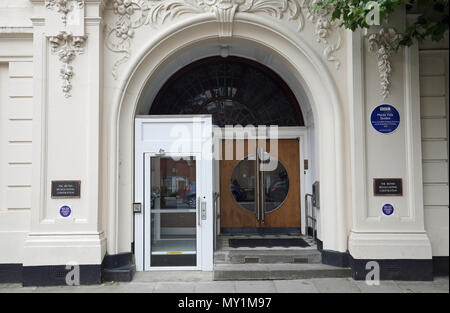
[50,31,88,98]
[302,0,342,69]
[367,28,403,99]
[45,0,85,25]
[105,0,342,78]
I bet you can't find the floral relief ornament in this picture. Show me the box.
[45,0,85,25]
[367,28,403,99]
[305,0,342,69]
[105,0,342,78]
[50,31,88,98]
[105,0,152,78]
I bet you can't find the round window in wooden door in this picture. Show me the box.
[230,154,290,214]
[220,139,301,233]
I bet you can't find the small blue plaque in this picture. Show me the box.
[382,204,395,216]
[60,205,72,218]
[371,105,400,134]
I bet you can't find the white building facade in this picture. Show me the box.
[0,0,448,286]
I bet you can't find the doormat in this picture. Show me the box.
[229,238,310,248]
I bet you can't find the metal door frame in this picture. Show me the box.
[135,116,214,272]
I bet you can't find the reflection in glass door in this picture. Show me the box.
[147,155,198,268]
[229,149,290,223]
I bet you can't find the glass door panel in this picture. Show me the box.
[230,155,256,214]
[150,156,197,267]
[227,148,290,223]
[260,153,290,214]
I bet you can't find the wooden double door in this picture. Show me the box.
[220,139,301,233]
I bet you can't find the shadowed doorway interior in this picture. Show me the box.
[148,56,305,235]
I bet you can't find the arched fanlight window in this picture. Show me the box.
[149,57,305,127]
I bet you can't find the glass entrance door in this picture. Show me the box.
[135,116,214,272]
[144,154,200,269]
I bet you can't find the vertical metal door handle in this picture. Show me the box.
[256,148,260,221]
[260,147,266,223]
[198,196,201,226]
[261,170,265,223]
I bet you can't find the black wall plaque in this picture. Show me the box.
[374,179,403,196]
[51,181,81,199]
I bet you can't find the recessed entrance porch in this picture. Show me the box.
[132,54,321,273]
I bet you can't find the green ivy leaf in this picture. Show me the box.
[313,0,449,47]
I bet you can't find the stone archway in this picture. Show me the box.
[105,15,347,259]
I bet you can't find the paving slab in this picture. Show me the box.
[30,283,120,293]
[0,284,36,293]
[134,271,213,283]
[354,281,406,293]
[0,284,22,289]
[396,280,449,293]
[433,277,450,289]
[311,278,361,293]
[235,281,277,293]
[194,281,237,293]
[0,277,448,293]
[153,282,196,293]
[273,280,319,293]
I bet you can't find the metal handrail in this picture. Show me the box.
[213,192,220,251]
[305,193,317,242]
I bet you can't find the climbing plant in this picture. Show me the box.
[314,0,449,49]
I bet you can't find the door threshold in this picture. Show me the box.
[221,228,302,236]
[216,234,318,252]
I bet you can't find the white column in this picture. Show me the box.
[348,10,432,261]
[23,0,106,268]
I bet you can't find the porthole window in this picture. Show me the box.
[230,154,290,214]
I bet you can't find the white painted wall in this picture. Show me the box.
[0,0,32,28]
[420,51,449,257]
[0,59,33,264]
[0,1,447,268]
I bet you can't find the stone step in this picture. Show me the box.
[214,249,322,264]
[101,253,136,283]
[214,263,352,281]
[102,264,136,283]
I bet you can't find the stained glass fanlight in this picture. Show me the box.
[149,57,305,127]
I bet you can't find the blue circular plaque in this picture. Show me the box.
[371,105,400,134]
[60,205,72,218]
[382,204,395,216]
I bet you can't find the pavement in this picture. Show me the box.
[0,274,448,293]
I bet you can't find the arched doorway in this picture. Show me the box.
[146,56,306,235]
[106,16,347,269]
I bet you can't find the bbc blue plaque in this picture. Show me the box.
[382,204,395,216]
[60,205,72,218]
[371,105,400,134]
